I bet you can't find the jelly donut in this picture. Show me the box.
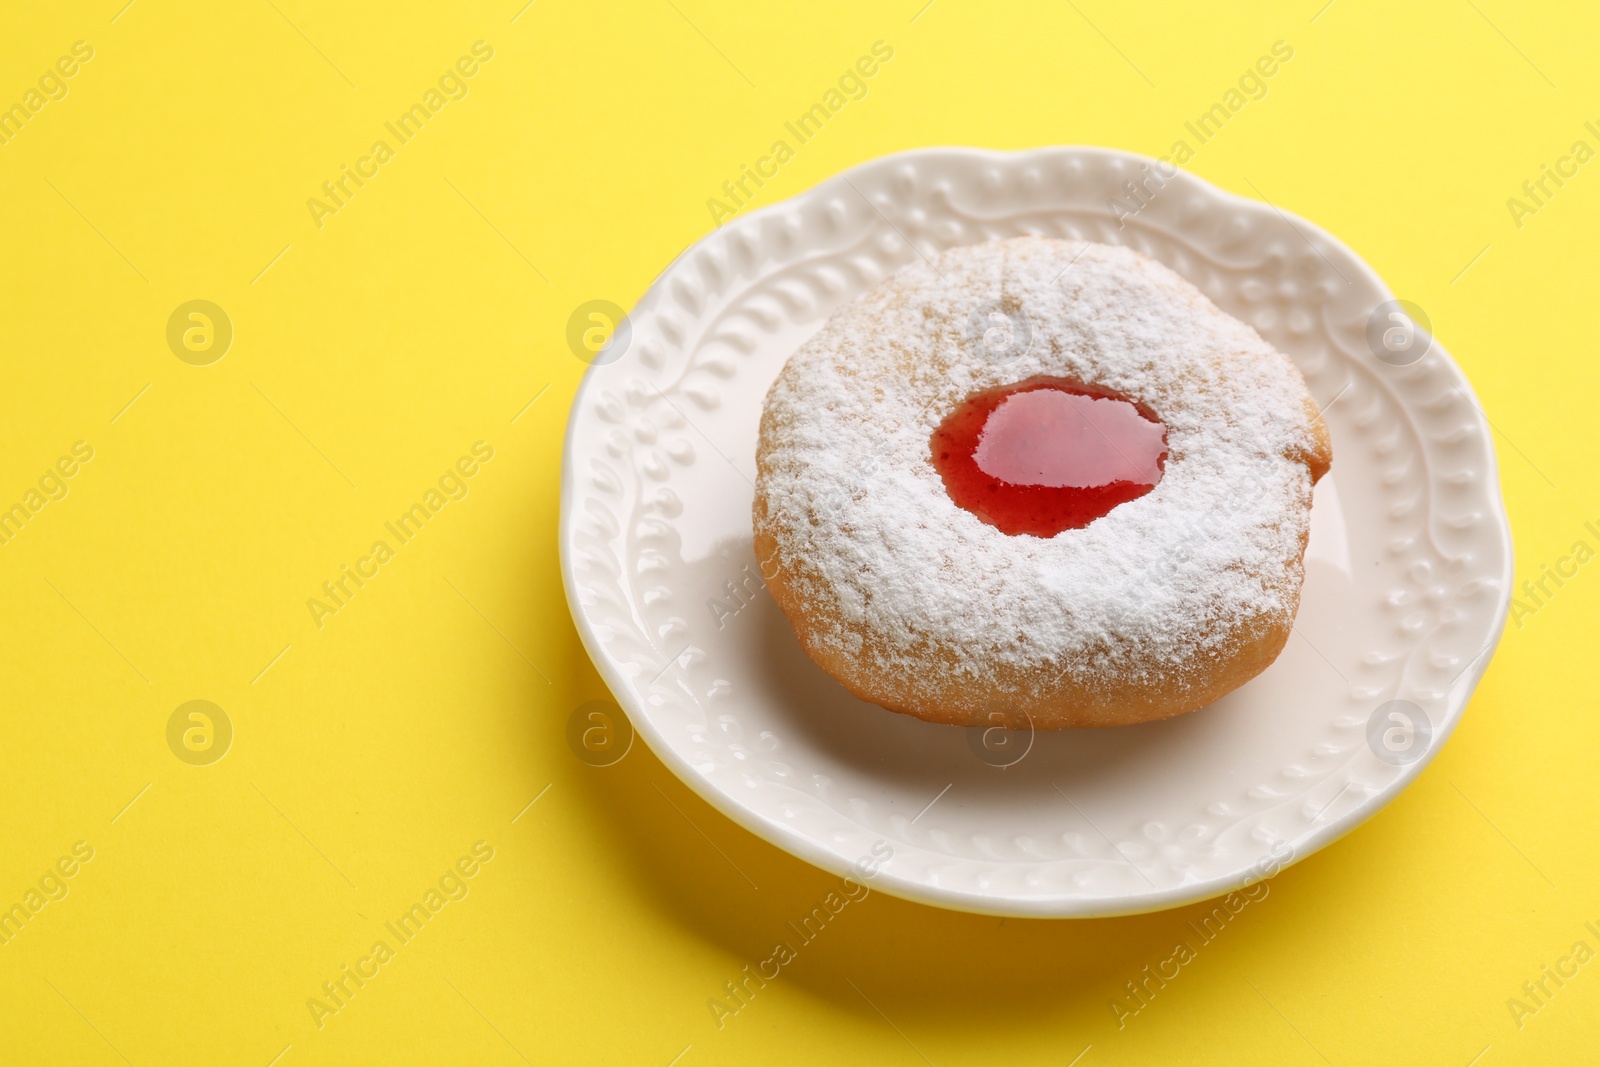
[752,236,1331,729]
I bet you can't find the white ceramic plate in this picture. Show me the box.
[558,147,1512,917]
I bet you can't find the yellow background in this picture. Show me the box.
[1,1,1595,1064]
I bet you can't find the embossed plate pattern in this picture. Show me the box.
[558,147,1513,917]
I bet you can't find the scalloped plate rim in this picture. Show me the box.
[557,144,1514,918]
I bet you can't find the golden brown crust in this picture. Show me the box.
[758,523,1302,729]
[1301,395,1334,485]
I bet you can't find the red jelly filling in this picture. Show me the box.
[931,377,1168,537]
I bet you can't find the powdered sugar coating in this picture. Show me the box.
[753,236,1328,724]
